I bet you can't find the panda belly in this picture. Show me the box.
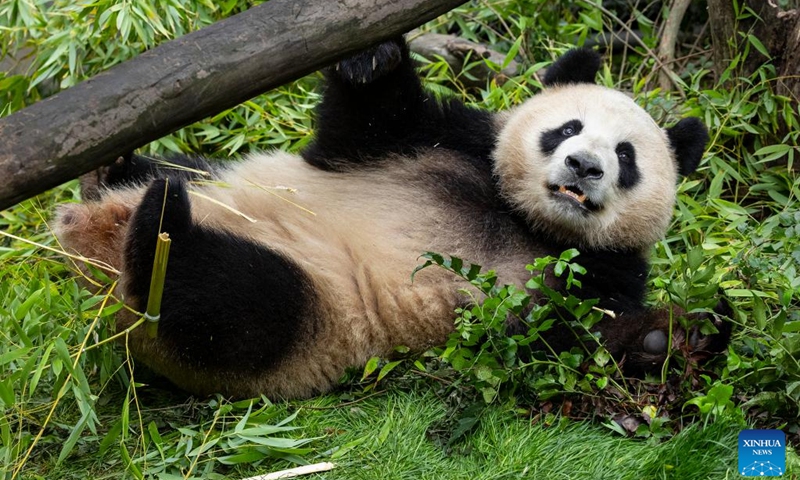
[58,151,502,398]
[190,152,470,396]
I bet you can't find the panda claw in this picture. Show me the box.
[329,38,404,85]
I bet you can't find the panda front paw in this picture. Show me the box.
[330,38,405,85]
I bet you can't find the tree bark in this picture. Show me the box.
[707,0,738,81]
[708,0,800,103]
[658,0,692,92]
[774,8,800,103]
[0,0,466,211]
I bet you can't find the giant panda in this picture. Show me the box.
[55,38,729,399]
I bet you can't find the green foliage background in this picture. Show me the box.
[1,0,799,478]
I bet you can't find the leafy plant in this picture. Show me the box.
[413,250,611,405]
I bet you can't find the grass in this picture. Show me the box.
[2,0,800,478]
[24,385,776,479]
[11,383,753,479]
[289,389,746,480]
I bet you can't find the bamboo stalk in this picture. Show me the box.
[145,232,171,339]
[241,462,336,480]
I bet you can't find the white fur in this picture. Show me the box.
[493,83,678,250]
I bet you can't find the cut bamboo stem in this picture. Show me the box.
[145,232,171,339]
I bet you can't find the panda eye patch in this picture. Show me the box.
[616,141,640,189]
[616,142,635,163]
[540,119,583,155]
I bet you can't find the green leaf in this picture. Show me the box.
[0,346,31,367]
[99,419,123,457]
[687,246,704,271]
[411,260,433,281]
[57,410,91,464]
[0,379,14,407]
[559,249,580,261]
[554,261,566,277]
[747,34,770,58]
[120,443,144,480]
[752,293,766,330]
[503,35,523,69]
[481,386,498,403]
[234,401,254,433]
[466,263,483,281]
[238,435,314,449]
[447,403,483,446]
[786,381,800,403]
[13,288,43,321]
[450,257,463,275]
[361,356,380,381]
[218,448,267,465]
[377,360,403,382]
[148,421,164,449]
[771,310,787,338]
[329,436,368,460]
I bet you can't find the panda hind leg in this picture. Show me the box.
[80,152,217,201]
[603,301,733,376]
[123,179,317,391]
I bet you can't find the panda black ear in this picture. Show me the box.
[666,117,709,177]
[543,48,601,86]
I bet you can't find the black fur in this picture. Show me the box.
[108,153,216,187]
[540,119,583,155]
[124,178,315,373]
[666,117,709,176]
[615,141,640,189]
[80,152,220,201]
[302,37,497,171]
[543,48,602,86]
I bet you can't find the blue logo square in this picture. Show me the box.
[739,429,786,477]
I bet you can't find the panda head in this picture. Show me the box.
[493,49,708,251]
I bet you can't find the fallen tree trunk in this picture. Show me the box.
[0,0,466,211]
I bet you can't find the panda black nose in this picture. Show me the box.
[565,155,604,180]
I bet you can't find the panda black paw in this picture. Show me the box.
[330,38,405,85]
[624,300,733,376]
[79,153,136,201]
[79,153,215,201]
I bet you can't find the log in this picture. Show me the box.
[0,0,467,211]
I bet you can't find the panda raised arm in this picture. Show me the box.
[302,37,497,172]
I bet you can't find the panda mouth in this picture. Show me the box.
[549,184,600,211]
